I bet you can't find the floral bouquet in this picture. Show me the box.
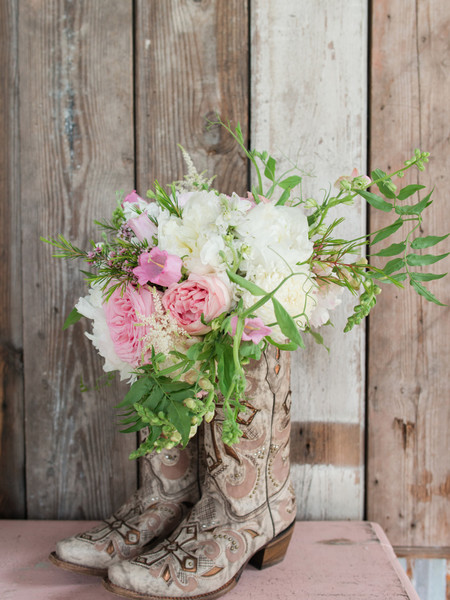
[43,119,447,459]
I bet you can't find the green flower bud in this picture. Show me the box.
[184,398,197,410]
[204,410,215,423]
[198,377,214,391]
[170,431,182,443]
[385,180,397,194]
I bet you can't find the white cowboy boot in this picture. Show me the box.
[103,347,296,599]
[49,437,201,577]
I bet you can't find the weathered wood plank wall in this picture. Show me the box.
[252,0,368,519]
[134,0,249,195]
[368,0,450,548]
[18,0,137,519]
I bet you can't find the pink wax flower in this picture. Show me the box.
[122,190,145,206]
[133,247,182,287]
[104,283,158,366]
[127,212,157,243]
[230,315,272,344]
[162,274,232,335]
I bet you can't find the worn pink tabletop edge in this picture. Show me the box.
[0,519,419,599]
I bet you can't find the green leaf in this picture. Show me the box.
[63,307,83,330]
[272,298,304,348]
[120,419,145,434]
[167,401,192,446]
[226,270,266,296]
[186,343,204,361]
[308,329,329,352]
[239,341,263,361]
[264,156,276,181]
[279,175,302,190]
[410,280,447,306]
[142,386,164,410]
[358,190,393,212]
[371,218,404,245]
[371,169,397,199]
[216,344,235,396]
[395,190,433,215]
[276,188,291,206]
[373,242,406,257]
[384,258,405,275]
[397,184,426,200]
[116,377,154,409]
[410,272,447,282]
[163,380,194,393]
[389,273,408,282]
[411,233,449,249]
[266,336,298,351]
[406,252,449,267]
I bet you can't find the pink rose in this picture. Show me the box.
[127,212,158,243]
[104,284,158,366]
[162,274,232,334]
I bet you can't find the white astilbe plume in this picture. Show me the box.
[136,288,190,359]
[174,146,215,192]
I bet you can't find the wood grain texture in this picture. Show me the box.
[0,0,25,518]
[19,0,137,519]
[251,0,368,519]
[368,0,450,546]
[291,421,362,468]
[135,0,249,487]
[134,0,249,195]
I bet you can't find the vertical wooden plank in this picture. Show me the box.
[0,0,25,517]
[135,0,249,194]
[135,0,248,486]
[19,1,137,518]
[251,0,368,519]
[368,0,450,546]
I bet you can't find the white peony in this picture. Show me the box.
[236,201,313,272]
[157,190,244,275]
[75,283,136,382]
[242,265,317,342]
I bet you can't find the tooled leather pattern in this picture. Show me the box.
[74,444,200,561]
[109,349,296,595]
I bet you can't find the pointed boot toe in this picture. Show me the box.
[50,442,201,576]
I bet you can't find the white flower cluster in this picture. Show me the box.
[158,189,326,341]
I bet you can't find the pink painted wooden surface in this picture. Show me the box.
[0,520,419,599]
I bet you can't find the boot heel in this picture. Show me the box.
[249,521,295,570]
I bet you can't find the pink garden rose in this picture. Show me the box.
[104,284,158,366]
[162,274,232,334]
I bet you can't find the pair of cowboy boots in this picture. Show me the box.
[51,348,297,599]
